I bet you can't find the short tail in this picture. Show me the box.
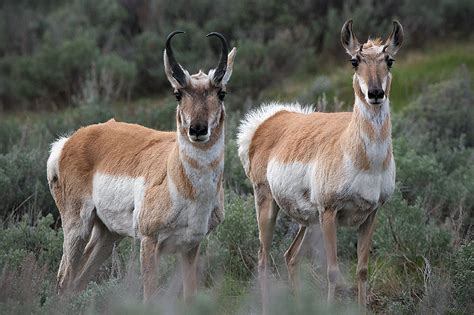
[46,136,69,190]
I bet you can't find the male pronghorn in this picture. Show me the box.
[237,20,403,308]
[47,31,237,302]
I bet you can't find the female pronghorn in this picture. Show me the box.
[47,31,237,302]
[237,20,403,307]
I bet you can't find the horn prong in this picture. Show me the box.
[207,32,229,85]
[165,31,187,87]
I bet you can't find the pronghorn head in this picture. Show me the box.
[164,31,237,143]
[341,20,404,106]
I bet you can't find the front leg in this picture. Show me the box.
[181,243,201,303]
[141,236,160,303]
[356,210,377,307]
[321,209,340,303]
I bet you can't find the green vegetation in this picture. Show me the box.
[0,1,473,314]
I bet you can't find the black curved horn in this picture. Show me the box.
[165,30,187,87]
[206,32,229,84]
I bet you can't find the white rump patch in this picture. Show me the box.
[237,102,313,174]
[46,136,69,184]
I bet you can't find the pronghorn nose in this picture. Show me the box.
[189,124,208,138]
[368,88,384,100]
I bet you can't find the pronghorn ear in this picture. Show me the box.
[220,47,237,87]
[384,20,404,56]
[341,20,360,57]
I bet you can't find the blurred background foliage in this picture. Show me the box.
[0,0,473,314]
[1,0,473,110]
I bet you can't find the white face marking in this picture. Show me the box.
[92,173,145,238]
[356,73,387,106]
[381,75,388,92]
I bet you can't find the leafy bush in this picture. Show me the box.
[0,214,63,269]
[0,148,54,219]
[401,66,474,147]
[374,188,452,267]
[4,35,99,108]
[393,68,474,225]
[209,192,259,280]
[449,241,474,313]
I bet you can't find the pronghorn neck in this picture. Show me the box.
[345,78,392,171]
[352,75,391,127]
[172,126,224,201]
[176,126,225,170]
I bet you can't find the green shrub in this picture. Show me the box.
[401,66,474,147]
[449,241,474,313]
[209,192,259,280]
[0,118,21,154]
[96,53,137,102]
[374,187,452,267]
[0,148,54,219]
[0,214,63,269]
[5,35,99,108]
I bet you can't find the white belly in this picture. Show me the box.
[92,173,145,237]
[266,158,395,226]
[267,159,319,224]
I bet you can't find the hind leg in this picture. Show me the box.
[58,218,90,293]
[57,253,67,292]
[284,225,308,291]
[254,183,279,315]
[57,200,94,294]
[72,218,122,292]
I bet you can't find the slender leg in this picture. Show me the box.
[141,236,159,303]
[72,219,122,292]
[181,243,201,304]
[284,225,308,291]
[321,209,339,303]
[58,217,90,294]
[254,184,279,315]
[356,210,377,307]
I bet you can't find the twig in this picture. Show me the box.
[238,245,255,277]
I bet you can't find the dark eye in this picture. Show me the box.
[386,56,395,68]
[218,90,226,101]
[174,91,182,102]
[350,58,359,68]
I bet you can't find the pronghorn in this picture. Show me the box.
[47,31,237,302]
[237,20,403,308]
